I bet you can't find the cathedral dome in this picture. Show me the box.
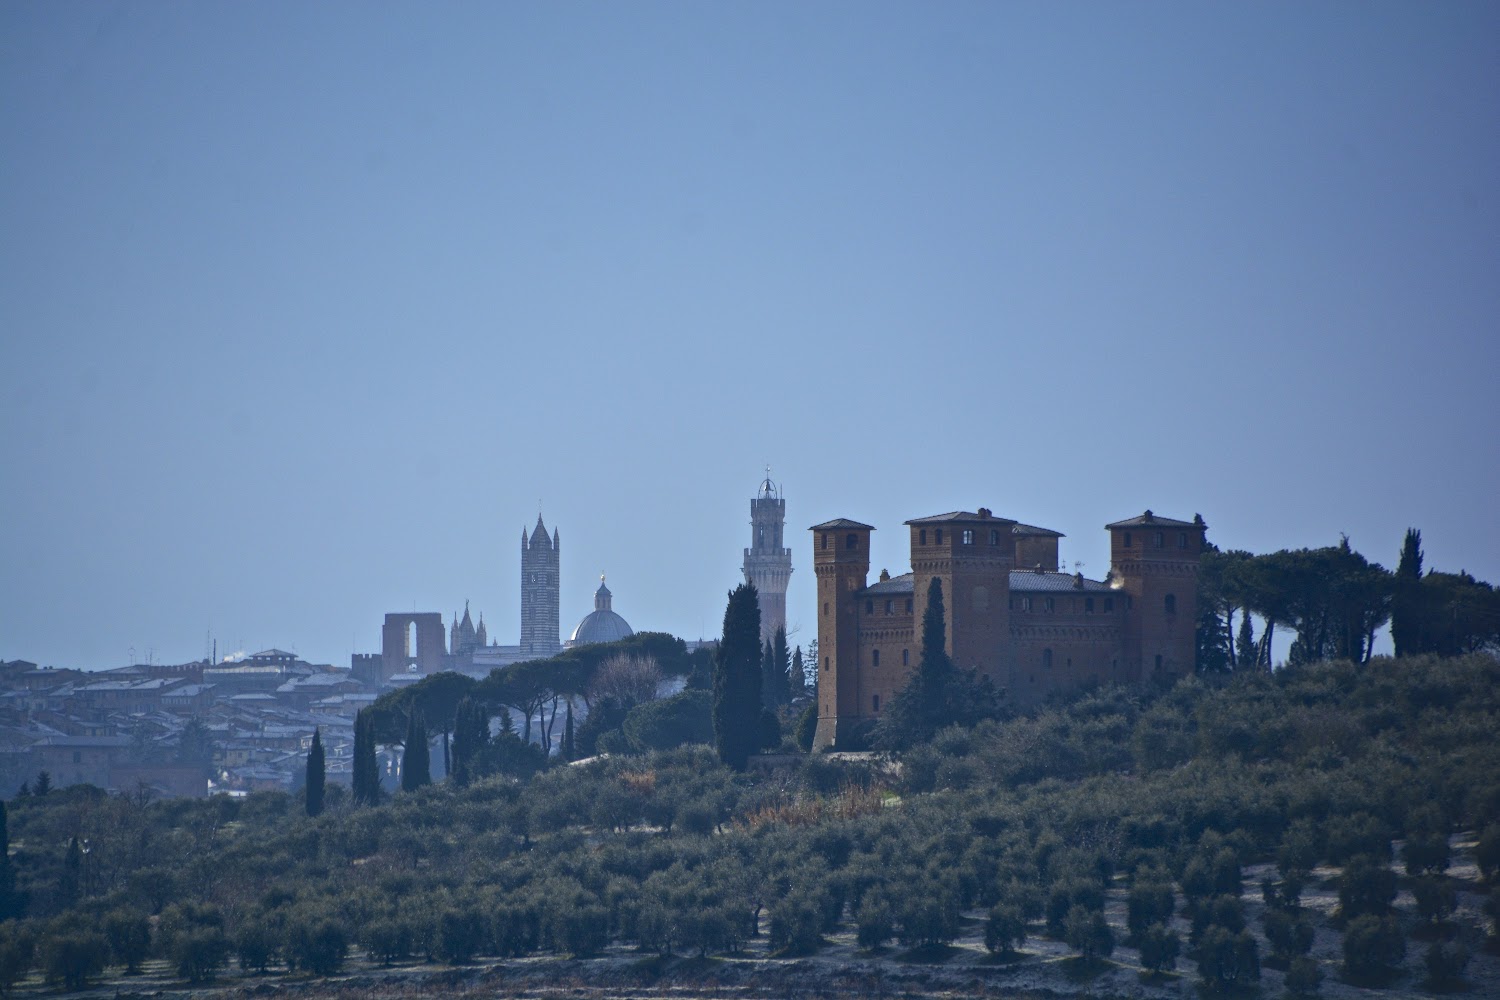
[568,576,634,647]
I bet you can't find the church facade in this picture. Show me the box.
[810,508,1204,750]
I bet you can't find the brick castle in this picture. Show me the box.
[810,507,1205,750]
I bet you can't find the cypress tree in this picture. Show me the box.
[1392,528,1424,656]
[713,583,763,770]
[352,709,380,806]
[450,697,488,787]
[790,645,806,697]
[772,626,792,707]
[0,801,20,921]
[401,713,429,791]
[305,728,325,817]
[875,577,958,749]
[563,703,576,761]
[60,836,81,907]
[1235,611,1256,672]
[760,639,776,708]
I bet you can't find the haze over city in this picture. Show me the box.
[3,2,1497,671]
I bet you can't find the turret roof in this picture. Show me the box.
[809,518,875,531]
[1105,510,1201,529]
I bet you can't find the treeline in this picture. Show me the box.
[2,652,1498,992]
[1196,528,1499,672]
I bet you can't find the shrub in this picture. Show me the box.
[1412,875,1456,925]
[1138,922,1179,974]
[1338,854,1396,920]
[1341,913,1404,983]
[856,899,893,950]
[1476,824,1500,883]
[39,932,107,990]
[1126,882,1175,943]
[1424,941,1470,990]
[1194,925,1259,992]
[1262,907,1314,966]
[361,918,411,966]
[1285,955,1323,996]
[173,928,230,983]
[284,917,347,975]
[1403,832,1450,876]
[553,904,608,957]
[0,926,33,995]
[436,907,486,963]
[103,908,151,973]
[983,904,1025,955]
[237,919,280,972]
[767,891,823,955]
[1063,905,1113,962]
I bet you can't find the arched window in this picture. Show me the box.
[1042,648,1053,669]
[989,528,1000,545]
[1154,532,1164,548]
[872,649,880,667]
[920,529,927,545]
[905,598,913,613]
[865,600,873,614]
[884,599,893,614]
[821,533,828,550]
[823,602,828,616]
[1154,654,1163,672]
[823,656,830,671]
[1123,531,1132,548]
[1164,593,1176,614]
[961,529,974,545]
[1177,532,1188,549]
[902,649,909,666]
[872,694,880,712]
[846,533,857,550]
[935,529,944,544]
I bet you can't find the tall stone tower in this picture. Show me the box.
[743,473,793,643]
[1106,510,1205,683]
[810,518,873,750]
[520,514,561,659]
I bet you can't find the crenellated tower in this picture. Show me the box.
[743,473,793,644]
[520,514,561,659]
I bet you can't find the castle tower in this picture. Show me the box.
[810,518,873,750]
[520,514,561,659]
[743,473,793,643]
[906,509,1016,685]
[1106,510,1206,682]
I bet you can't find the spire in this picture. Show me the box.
[595,574,612,612]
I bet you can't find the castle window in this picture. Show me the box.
[935,529,943,544]
[990,528,1000,545]
[1178,532,1188,549]
[1154,532,1164,548]
[1044,597,1054,612]
[1085,597,1095,613]
[1112,659,1118,670]
[872,650,880,667]
[865,599,874,614]
[1124,532,1132,548]
[1042,648,1053,669]
[872,694,880,712]
[1164,594,1176,614]
[823,602,829,616]
[1020,597,1032,611]
[1104,597,1114,612]
[846,533,857,550]
[1154,654,1163,671]
[920,529,927,545]
[821,533,828,550]
[902,649,909,666]
[824,656,829,671]
[961,529,974,545]
[905,598,913,613]
[884,599,893,614]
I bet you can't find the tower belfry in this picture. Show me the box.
[520,513,561,658]
[743,470,793,643]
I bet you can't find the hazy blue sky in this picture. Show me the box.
[3,2,1496,670]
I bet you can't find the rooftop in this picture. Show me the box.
[808,518,875,531]
[904,509,1017,526]
[1105,510,1202,530]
